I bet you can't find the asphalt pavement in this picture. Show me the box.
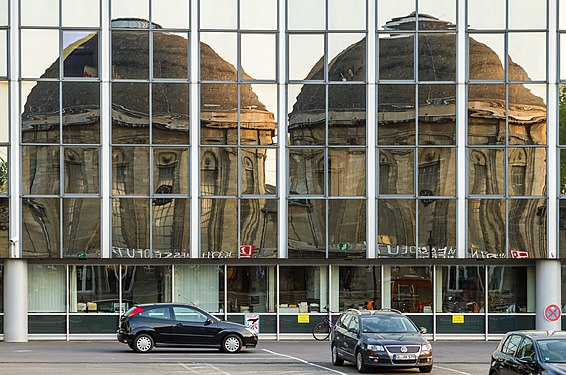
[0,339,499,374]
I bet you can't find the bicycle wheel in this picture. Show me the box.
[312,321,330,341]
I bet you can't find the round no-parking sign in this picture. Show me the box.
[544,304,561,322]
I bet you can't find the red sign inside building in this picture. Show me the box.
[510,250,529,259]
[239,245,256,258]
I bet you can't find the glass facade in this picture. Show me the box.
[0,0,564,338]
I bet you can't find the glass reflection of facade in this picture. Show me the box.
[2,0,565,340]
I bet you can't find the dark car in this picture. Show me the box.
[490,330,566,375]
[330,309,433,373]
[117,303,258,353]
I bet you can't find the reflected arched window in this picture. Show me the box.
[112,148,127,195]
[509,149,527,196]
[201,152,218,230]
[470,150,488,195]
[64,148,85,193]
[243,156,254,194]
[379,153,391,194]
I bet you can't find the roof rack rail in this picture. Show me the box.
[372,308,403,314]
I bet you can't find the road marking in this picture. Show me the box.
[262,349,348,375]
[179,363,231,375]
[435,365,471,375]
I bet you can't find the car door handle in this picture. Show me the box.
[176,323,184,327]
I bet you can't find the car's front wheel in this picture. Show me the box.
[356,350,367,373]
[331,345,344,366]
[419,365,433,373]
[133,333,154,353]
[222,334,243,353]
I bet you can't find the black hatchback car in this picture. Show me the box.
[490,330,566,375]
[117,303,258,353]
[330,309,433,373]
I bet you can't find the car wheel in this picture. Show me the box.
[356,350,367,373]
[222,334,243,353]
[331,345,344,366]
[419,365,433,373]
[133,333,154,353]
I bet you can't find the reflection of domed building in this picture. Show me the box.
[21,19,277,258]
[288,13,546,258]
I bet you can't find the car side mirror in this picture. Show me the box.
[419,327,428,334]
[348,327,359,336]
[204,319,213,326]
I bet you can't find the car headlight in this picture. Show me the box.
[367,344,385,352]
[421,343,432,354]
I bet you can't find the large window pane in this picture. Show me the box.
[241,34,276,81]
[200,83,237,144]
[331,266,380,312]
[384,265,432,313]
[227,266,276,313]
[111,147,150,196]
[378,33,414,81]
[174,265,223,313]
[153,147,189,195]
[22,146,60,195]
[508,148,546,196]
[112,31,149,80]
[112,82,149,144]
[328,199,366,259]
[63,198,100,258]
[29,264,65,312]
[469,34,505,81]
[468,199,505,258]
[152,0,189,29]
[288,84,326,145]
[437,266,485,313]
[241,148,277,195]
[288,35,324,81]
[328,148,366,196]
[21,29,59,79]
[200,198,237,258]
[418,33,455,81]
[64,147,99,194]
[62,82,100,144]
[469,148,505,195]
[240,199,278,258]
[112,198,150,256]
[468,84,506,145]
[63,31,98,78]
[488,266,535,313]
[152,198,190,253]
[152,83,189,143]
[328,85,366,145]
[62,0,99,27]
[289,148,325,195]
[377,199,416,258]
[328,34,366,82]
[21,81,60,144]
[378,148,414,195]
[200,147,237,196]
[508,84,546,145]
[21,0,58,26]
[418,85,456,145]
[22,198,60,258]
[418,199,456,257]
[508,33,546,82]
[508,199,546,258]
[378,84,416,145]
[70,265,120,313]
[241,0,277,30]
[200,33,237,81]
[467,0,505,29]
[200,0,237,29]
[279,266,328,313]
[121,265,171,304]
[288,199,326,258]
[111,0,149,24]
[287,0,325,30]
[418,147,455,197]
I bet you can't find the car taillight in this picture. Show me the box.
[128,307,144,317]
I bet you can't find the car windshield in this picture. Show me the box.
[538,339,566,363]
[361,315,419,334]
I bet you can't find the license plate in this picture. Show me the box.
[394,354,416,360]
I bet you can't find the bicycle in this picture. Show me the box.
[312,312,335,341]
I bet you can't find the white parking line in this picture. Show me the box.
[435,365,471,375]
[262,349,348,375]
[179,363,231,375]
